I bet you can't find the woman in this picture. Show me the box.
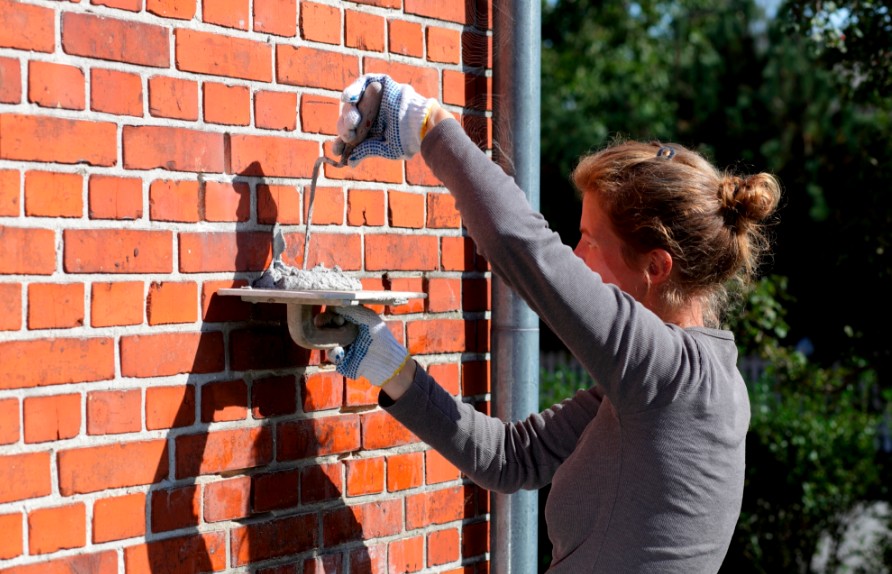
[330,74,780,573]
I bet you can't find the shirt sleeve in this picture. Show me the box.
[420,120,704,414]
[381,364,603,493]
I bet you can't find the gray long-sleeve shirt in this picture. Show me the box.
[382,119,749,573]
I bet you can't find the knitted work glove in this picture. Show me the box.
[334,74,436,166]
[328,305,410,387]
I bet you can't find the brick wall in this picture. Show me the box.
[0,0,494,571]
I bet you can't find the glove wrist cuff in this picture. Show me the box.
[399,89,436,157]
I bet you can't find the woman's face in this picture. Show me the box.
[574,194,647,300]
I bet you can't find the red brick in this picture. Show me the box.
[28,61,85,111]
[301,371,343,412]
[28,503,86,555]
[299,93,339,135]
[384,277,425,315]
[204,82,250,126]
[346,10,385,52]
[428,528,460,566]
[444,69,491,111]
[0,552,117,574]
[254,0,297,37]
[345,377,379,407]
[350,543,387,574]
[201,379,247,422]
[463,277,490,311]
[365,234,438,271]
[229,133,318,178]
[428,27,461,64]
[178,231,271,272]
[323,499,402,546]
[0,398,18,445]
[232,514,317,566]
[257,183,300,224]
[252,375,297,418]
[203,0,249,29]
[0,57,19,103]
[278,415,360,461]
[427,192,461,228]
[65,229,172,273]
[297,231,362,270]
[0,283,21,331]
[302,185,343,225]
[253,469,299,512]
[462,30,492,68]
[148,75,199,121]
[427,277,461,313]
[146,0,194,19]
[0,0,54,53]
[123,126,225,173]
[146,385,195,430]
[204,180,250,221]
[93,493,145,543]
[63,13,169,67]
[256,90,297,131]
[462,360,490,396]
[322,145,404,184]
[299,1,340,44]
[303,554,343,574]
[89,175,142,220]
[389,535,424,573]
[406,485,466,529]
[204,476,250,522]
[24,171,82,218]
[346,457,384,496]
[124,533,225,574]
[441,235,482,272]
[151,485,199,532]
[426,449,461,484]
[364,57,438,99]
[408,318,467,354]
[0,114,116,166]
[389,190,425,228]
[387,451,423,492]
[0,169,19,216]
[23,394,80,444]
[277,45,359,91]
[27,283,84,330]
[121,332,224,378]
[300,463,341,504]
[350,0,398,6]
[0,513,22,559]
[91,282,143,327]
[92,0,141,12]
[407,153,441,186]
[429,362,461,395]
[0,338,114,390]
[0,452,51,503]
[230,326,315,371]
[405,0,471,24]
[58,440,168,495]
[176,29,271,81]
[176,427,272,478]
[201,279,251,322]
[347,189,384,226]
[462,520,489,558]
[87,389,141,435]
[146,281,198,325]
[361,409,417,450]
[389,20,423,58]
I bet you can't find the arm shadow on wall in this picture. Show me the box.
[144,161,372,573]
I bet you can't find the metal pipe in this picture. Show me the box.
[490,1,541,573]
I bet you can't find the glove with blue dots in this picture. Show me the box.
[334,74,436,166]
[327,305,410,387]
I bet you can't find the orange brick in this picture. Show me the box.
[323,500,402,546]
[175,28,271,82]
[0,398,20,445]
[87,390,141,435]
[58,440,168,495]
[301,371,343,412]
[146,385,195,430]
[176,427,272,478]
[384,277,424,315]
[202,279,251,322]
[426,277,461,312]
[0,227,54,275]
[0,114,116,166]
[407,318,466,354]
[0,169,19,216]
[303,186,343,225]
[204,180,249,222]
[257,184,300,225]
[405,0,470,24]
[148,75,198,120]
[229,134,318,178]
[28,283,85,330]
[277,45,359,91]
[300,232,362,270]
[88,175,142,220]
[347,189,384,226]
[29,61,84,111]
[387,451,423,492]
[389,190,425,228]
[121,332,223,378]
[388,535,424,573]
[149,179,200,222]
[123,126,225,173]
[24,171,83,218]
[407,152,441,186]
[28,503,86,555]
[426,449,460,484]
[146,0,194,19]
[441,235,478,272]
[203,476,250,522]
[0,512,23,559]
[92,0,141,11]
[0,452,52,503]
[428,362,460,395]
[346,457,384,496]
[428,528,460,566]
[91,282,143,327]
[201,379,247,422]
[389,20,423,57]
[279,415,360,461]
[365,234,438,271]
[428,26,461,64]
[91,68,142,116]
[178,231,271,272]
[0,338,114,390]
[1,552,117,574]
[63,13,168,67]
[300,94,339,135]
[346,10,385,52]
[406,485,465,529]
[344,376,380,408]
[93,493,145,543]
[361,409,417,450]
[204,82,250,126]
[255,90,297,131]
[0,283,22,331]
[147,281,198,325]
[444,69,491,111]
[23,394,81,444]
[364,57,438,99]
[203,0,248,29]
[254,0,296,37]
[300,1,340,44]
[0,56,22,104]
[0,0,54,53]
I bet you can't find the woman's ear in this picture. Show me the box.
[645,249,673,286]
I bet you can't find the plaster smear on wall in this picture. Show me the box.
[252,225,363,291]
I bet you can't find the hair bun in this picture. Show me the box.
[719,173,780,232]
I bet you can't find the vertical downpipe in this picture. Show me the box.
[491,1,541,573]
